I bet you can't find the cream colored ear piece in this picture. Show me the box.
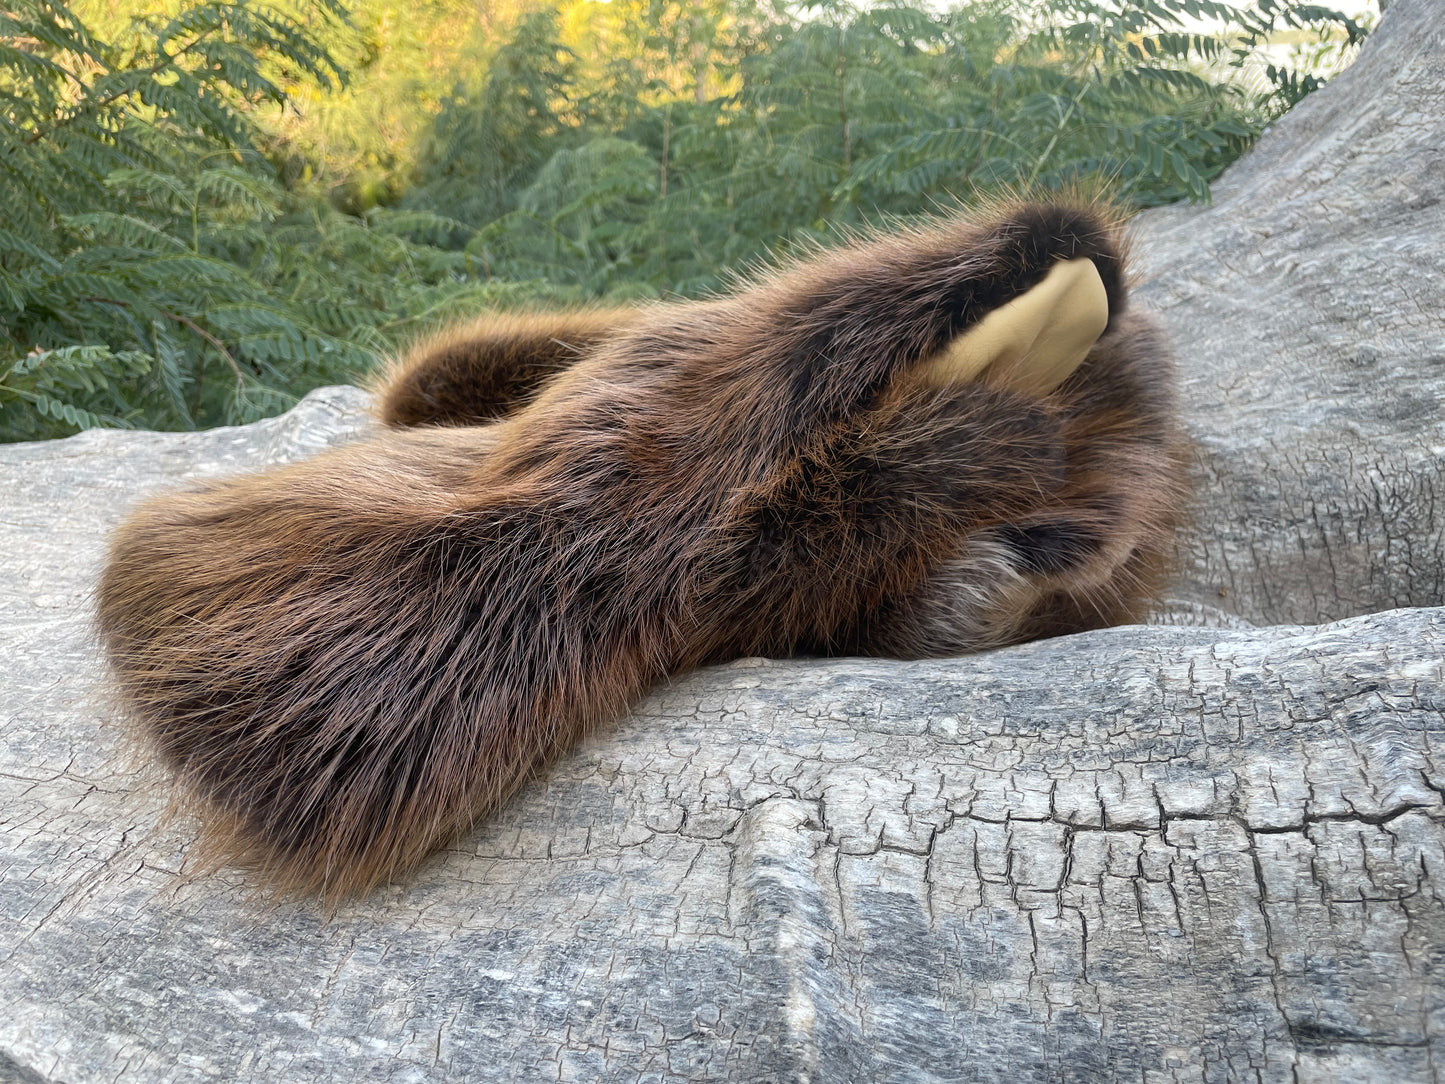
[917,258,1109,397]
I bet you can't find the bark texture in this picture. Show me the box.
[1135,0,1445,626]
[2,388,1444,1083]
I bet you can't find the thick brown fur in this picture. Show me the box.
[373,308,638,428]
[97,201,1189,903]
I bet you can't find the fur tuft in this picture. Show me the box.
[97,200,1189,903]
[374,308,638,428]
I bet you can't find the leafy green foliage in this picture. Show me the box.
[454,0,1367,295]
[404,9,582,233]
[0,0,1369,441]
[0,0,512,440]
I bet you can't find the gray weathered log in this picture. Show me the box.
[2,387,1443,1083]
[5,2,1445,1079]
[1135,0,1445,627]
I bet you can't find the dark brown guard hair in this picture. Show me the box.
[373,308,639,428]
[96,200,1189,903]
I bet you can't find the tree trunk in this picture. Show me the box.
[1136,0,1445,628]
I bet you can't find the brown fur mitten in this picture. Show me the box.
[97,202,1189,901]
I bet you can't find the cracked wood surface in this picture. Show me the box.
[2,388,1444,1083]
[1135,0,1445,627]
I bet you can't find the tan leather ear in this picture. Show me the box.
[917,258,1109,397]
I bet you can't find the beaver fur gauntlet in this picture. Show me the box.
[97,202,1189,900]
